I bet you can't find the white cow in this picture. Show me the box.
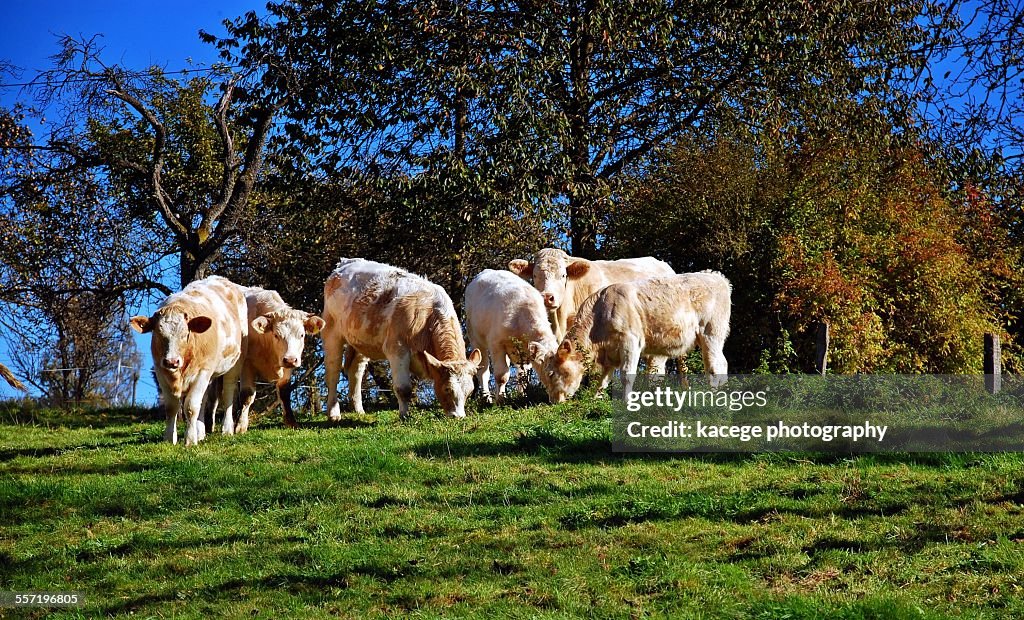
[542,272,732,402]
[237,287,325,431]
[130,276,248,445]
[321,258,482,419]
[465,269,560,403]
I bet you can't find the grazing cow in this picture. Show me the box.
[0,362,25,392]
[130,276,248,445]
[508,248,675,342]
[542,271,731,402]
[465,269,560,403]
[237,287,325,431]
[321,258,482,419]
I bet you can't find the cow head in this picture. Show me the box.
[509,249,590,311]
[130,310,212,371]
[423,349,482,418]
[251,310,326,369]
[539,338,586,403]
[526,341,561,401]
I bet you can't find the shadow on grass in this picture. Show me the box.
[1,459,157,476]
[0,405,161,430]
[0,434,162,462]
[100,560,427,616]
[297,415,379,430]
[73,533,309,563]
[412,426,1011,470]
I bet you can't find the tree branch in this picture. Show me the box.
[104,87,190,243]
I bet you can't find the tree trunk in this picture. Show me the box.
[570,199,598,259]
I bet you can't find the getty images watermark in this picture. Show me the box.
[612,375,1024,452]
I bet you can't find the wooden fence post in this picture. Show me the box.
[984,333,1001,394]
[815,321,830,375]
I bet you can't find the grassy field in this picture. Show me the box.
[1,398,1023,619]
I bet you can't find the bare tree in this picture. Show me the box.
[31,35,285,287]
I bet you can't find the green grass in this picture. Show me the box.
[1,399,1023,618]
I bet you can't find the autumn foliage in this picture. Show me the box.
[607,126,1019,373]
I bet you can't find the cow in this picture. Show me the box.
[465,269,561,404]
[508,248,674,374]
[321,258,482,419]
[508,249,675,341]
[129,276,248,446]
[0,362,25,392]
[236,287,325,431]
[541,271,731,402]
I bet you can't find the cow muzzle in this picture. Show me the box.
[282,356,300,369]
[542,293,558,309]
[162,356,182,370]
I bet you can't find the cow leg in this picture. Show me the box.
[388,350,414,420]
[162,392,182,444]
[475,345,493,404]
[646,356,668,376]
[699,333,729,388]
[201,378,220,435]
[184,372,213,446]
[278,380,297,429]
[492,348,511,405]
[592,365,615,399]
[324,333,347,420]
[344,347,370,415]
[237,366,256,434]
[621,342,644,400]
[219,367,242,436]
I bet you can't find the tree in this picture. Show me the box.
[1,105,152,404]
[210,0,951,257]
[33,35,282,287]
[606,113,1019,373]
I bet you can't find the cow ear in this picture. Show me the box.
[188,316,213,334]
[508,259,534,279]
[467,348,482,370]
[557,339,574,361]
[423,351,443,370]
[129,315,152,334]
[251,315,270,334]
[566,260,590,280]
[528,342,547,363]
[304,315,326,334]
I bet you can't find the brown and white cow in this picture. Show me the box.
[322,258,482,419]
[508,249,675,342]
[237,287,325,431]
[130,276,248,445]
[542,271,732,402]
[465,269,560,403]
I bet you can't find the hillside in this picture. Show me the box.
[1,401,1022,618]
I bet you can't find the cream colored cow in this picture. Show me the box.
[321,258,481,419]
[508,248,675,341]
[542,271,732,402]
[465,269,560,403]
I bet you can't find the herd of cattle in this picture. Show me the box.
[130,250,732,445]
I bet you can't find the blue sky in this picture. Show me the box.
[0,0,265,402]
